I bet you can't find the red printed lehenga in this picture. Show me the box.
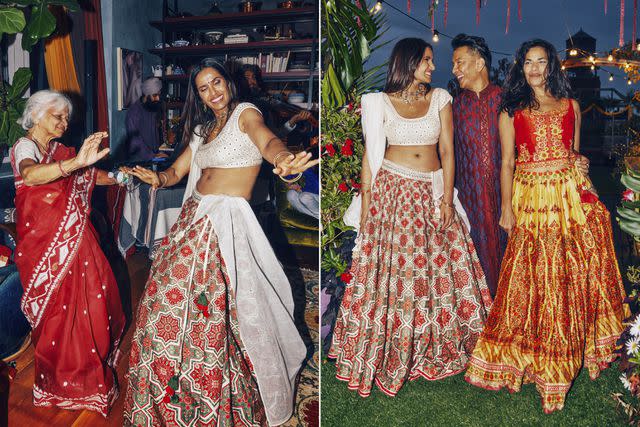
[11,138,125,416]
[465,100,629,413]
[329,161,493,397]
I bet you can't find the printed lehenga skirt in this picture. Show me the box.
[465,165,629,413]
[329,159,493,397]
[124,192,306,426]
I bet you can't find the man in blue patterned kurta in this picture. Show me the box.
[451,34,506,296]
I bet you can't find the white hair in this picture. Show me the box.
[17,90,73,130]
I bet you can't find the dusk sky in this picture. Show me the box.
[366,0,638,93]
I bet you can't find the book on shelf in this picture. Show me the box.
[225,51,292,73]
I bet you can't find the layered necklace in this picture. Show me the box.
[390,86,428,108]
[206,108,230,143]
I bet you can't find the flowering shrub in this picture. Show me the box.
[320,102,364,275]
[615,161,640,422]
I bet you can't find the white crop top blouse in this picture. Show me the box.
[194,102,264,169]
[382,87,452,146]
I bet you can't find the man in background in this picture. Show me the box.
[125,77,164,162]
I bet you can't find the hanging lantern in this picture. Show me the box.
[433,30,440,42]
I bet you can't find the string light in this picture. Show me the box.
[608,54,614,61]
[561,65,566,70]
[629,79,633,85]
[569,48,578,56]
[588,55,595,62]
[371,1,382,14]
[590,64,595,70]
[432,31,439,42]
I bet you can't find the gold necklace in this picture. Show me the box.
[206,110,230,142]
[391,88,427,106]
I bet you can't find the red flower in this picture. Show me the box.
[344,138,353,146]
[350,179,361,190]
[347,102,354,112]
[324,144,336,157]
[341,144,353,156]
[338,182,349,192]
[623,189,635,201]
[340,272,352,284]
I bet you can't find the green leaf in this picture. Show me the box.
[622,200,640,209]
[7,121,25,146]
[8,67,32,101]
[0,111,9,142]
[0,7,26,35]
[22,5,56,52]
[619,217,640,237]
[622,174,640,192]
[9,1,40,6]
[617,206,640,222]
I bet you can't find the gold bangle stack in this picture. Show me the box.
[273,150,294,168]
[158,171,168,188]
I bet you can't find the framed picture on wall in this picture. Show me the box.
[117,47,143,110]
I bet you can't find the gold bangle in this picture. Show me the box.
[273,150,293,168]
[440,200,454,208]
[158,171,168,188]
[279,173,302,183]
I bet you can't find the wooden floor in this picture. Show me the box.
[7,252,151,427]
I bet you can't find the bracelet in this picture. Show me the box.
[279,173,302,183]
[158,171,168,188]
[440,200,454,208]
[58,160,70,177]
[273,150,294,168]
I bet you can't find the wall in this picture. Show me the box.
[102,0,161,159]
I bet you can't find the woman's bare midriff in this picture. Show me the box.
[195,165,261,200]
[384,145,441,172]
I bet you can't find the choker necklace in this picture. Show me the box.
[391,88,427,105]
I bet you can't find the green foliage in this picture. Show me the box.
[321,0,386,108]
[321,1,386,278]
[0,0,79,147]
[320,104,363,274]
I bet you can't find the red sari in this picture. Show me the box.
[11,140,125,416]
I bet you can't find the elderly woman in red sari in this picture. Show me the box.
[10,90,125,416]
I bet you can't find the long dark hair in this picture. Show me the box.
[181,58,239,145]
[384,38,432,94]
[500,39,573,116]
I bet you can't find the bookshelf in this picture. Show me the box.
[151,1,319,145]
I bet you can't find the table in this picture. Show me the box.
[118,181,186,256]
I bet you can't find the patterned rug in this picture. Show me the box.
[283,267,319,427]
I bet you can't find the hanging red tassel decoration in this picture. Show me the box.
[506,0,511,34]
[431,0,435,34]
[605,0,608,15]
[634,0,638,51]
[476,0,481,24]
[407,0,411,14]
[518,0,522,21]
[621,0,626,47]
[444,0,448,27]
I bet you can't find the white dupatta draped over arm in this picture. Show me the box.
[342,93,386,230]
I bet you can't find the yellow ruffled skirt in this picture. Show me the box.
[465,165,629,413]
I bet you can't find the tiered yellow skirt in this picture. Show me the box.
[465,165,629,413]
